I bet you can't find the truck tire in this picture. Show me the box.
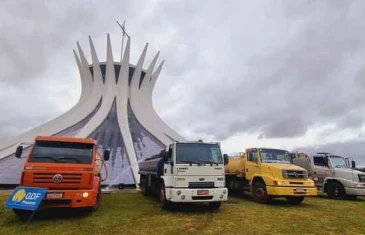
[13,209,33,220]
[159,182,171,209]
[140,175,150,196]
[252,181,271,204]
[286,196,305,205]
[208,202,222,210]
[327,182,346,200]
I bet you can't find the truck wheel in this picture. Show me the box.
[159,182,171,209]
[252,181,271,204]
[286,196,305,205]
[140,176,149,196]
[13,209,32,220]
[327,182,346,200]
[208,202,222,210]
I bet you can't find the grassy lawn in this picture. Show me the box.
[1,191,365,235]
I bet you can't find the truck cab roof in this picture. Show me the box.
[35,136,96,145]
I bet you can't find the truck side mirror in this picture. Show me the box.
[103,150,110,161]
[15,146,23,158]
[163,154,168,162]
[351,160,356,169]
[223,154,229,165]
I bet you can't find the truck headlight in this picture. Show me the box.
[217,177,225,181]
[176,178,185,181]
[177,190,182,195]
[83,192,89,198]
[223,189,227,194]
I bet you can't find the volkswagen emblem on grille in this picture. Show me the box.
[53,174,63,183]
[294,172,299,178]
[199,178,204,181]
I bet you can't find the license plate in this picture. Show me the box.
[295,188,305,193]
[46,193,63,199]
[197,190,209,196]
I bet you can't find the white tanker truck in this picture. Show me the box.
[138,141,229,209]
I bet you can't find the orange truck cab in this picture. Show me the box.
[13,136,109,217]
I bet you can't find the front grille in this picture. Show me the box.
[359,175,365,182]
[192,196,214,200]
[42,200,72,205]
[33,173,82,184]
[188,182,214,189]
[282,170,307,179]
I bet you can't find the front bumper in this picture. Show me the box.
[345,187,365,196]
[266,186,317,197]
[41,189,97,208]
[165,188,228,203]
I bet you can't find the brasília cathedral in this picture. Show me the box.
[0,34,185,186]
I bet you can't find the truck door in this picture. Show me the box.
[312,156,332,187]
[245,149,260,182]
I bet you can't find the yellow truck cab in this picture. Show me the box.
[225,147,317,204]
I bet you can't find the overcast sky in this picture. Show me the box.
[1,0,365,164]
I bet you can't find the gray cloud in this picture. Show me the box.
[157,0,365,142]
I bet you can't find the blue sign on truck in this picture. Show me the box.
[5,187,47,211]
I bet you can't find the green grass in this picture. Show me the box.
[1,191,365,235]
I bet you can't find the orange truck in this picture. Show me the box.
[13,136,109,218]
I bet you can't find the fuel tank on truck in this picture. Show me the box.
[225,152,246,177]
[138,150,166,178]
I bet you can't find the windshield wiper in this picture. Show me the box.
[179,160,194,166]
[32,156,81,163]
[32,156,63,163]
[57,157,81,163]
[198,160,216,166]
[334,165,345,168]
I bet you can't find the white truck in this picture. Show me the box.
[292,152,365,199]
[138,141,229,209]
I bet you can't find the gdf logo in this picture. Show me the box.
[25,192,42,200]
[12,189,26,202]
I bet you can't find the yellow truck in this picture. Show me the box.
[225,148,317,204]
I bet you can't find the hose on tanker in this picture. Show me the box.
[96,151,109,182]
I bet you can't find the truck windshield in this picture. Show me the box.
[176,143,223,164]
[329,155,347,168]
[260,149,291,164]
[28,140,94,164]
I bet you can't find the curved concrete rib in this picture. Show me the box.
[0,42,96,159]
[144,61,185,142]
[76,34,116,138]
[115,37,139,183]
[129,43,148,97]
[130,51,173,146]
